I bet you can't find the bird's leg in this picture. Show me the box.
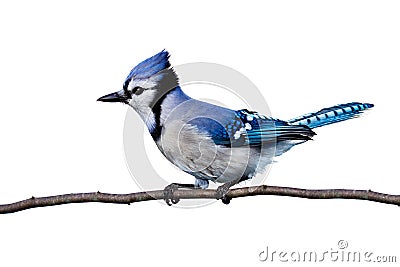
[163,183,195,206]
[216,179,240,204]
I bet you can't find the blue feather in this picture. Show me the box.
[125,50,170,81]
[188,117,230,145]
[288,102,374,129]
[189,109,315,147]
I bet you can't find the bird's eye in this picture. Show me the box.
[133,86,144,96]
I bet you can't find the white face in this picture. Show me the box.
[98,67,178,133]
[123,73,170,132]
[128,88,158,132]
[126,70,178,109]
[128,87,158,112]
[126,73,164,109]
[99,69,178,131]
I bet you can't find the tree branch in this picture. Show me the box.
[1,185,399,214]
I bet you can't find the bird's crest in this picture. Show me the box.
[125,50,171,81]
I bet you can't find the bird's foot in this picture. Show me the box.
[163,183,196,206]
[216,183,233,205]
[163,183,181,206]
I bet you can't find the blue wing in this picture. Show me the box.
[189,109,315,147]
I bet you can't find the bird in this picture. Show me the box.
[97,50,374,205]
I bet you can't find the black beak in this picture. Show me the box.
[97,90,129,103]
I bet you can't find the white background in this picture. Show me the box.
[0,1,399,266]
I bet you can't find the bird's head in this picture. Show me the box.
[97,50,178,113]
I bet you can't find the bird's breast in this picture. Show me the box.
[156,121,274,183]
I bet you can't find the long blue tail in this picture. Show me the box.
[288,102,374,129]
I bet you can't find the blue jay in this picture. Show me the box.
[98,50,373,205]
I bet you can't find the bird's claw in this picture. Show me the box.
[216,184,232,205]
[163,184,180,206]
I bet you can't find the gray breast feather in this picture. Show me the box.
[157,120,277,183]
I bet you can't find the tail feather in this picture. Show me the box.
[288,102,374,129]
